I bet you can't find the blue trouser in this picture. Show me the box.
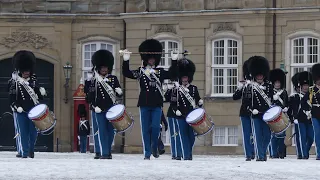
[79,135,88,153]
[252,117,271,160]
[176,118,195,160]
[294,124,302,158]
[240,116,254,158]
[16,112,38,157]
[95,112,115,157]
[13,112,22,155]
[168,117,182,158]
[91,110,100,154]
[270,132,286,157]
[139,107,162,158]
[297,122,314,158]
[312,118,320,158]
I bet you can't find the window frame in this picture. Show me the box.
[206,31,242,98]
[289,36,319,94]
[82,41,116,79]
[212,126,239,146]
[158,39,180,69]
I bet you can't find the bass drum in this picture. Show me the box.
[186,108,214,136]
[106,104,134,133]
[28,104,56,135]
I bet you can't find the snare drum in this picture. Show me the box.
[106,104,134,133]
[186,108,214,136]
[263,106,290,134]
[28,104,56,135]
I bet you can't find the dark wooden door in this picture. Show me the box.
[0,58,54,152]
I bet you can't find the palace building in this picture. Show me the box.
[0,0,318,155]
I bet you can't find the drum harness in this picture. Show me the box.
[95,73,117,104]
[16,75,39,106]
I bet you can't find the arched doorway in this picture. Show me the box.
[0,58,54,152]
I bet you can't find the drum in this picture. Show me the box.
[263,106,290,134]
[186,108,214,136]
[28,104,56,135]
[106,104,134,133]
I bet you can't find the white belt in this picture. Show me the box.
[312,104,320,107]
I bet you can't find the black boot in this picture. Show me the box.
[29,152,34,158]
[159,149,165,155]
[176,157,181,160]
[106,154,112,159]
[152,150,159,158]
[94,153,101,159]
[16,154,22,158]
[172,157,176,160]
[144,157,150,160]
[245,157,251,161]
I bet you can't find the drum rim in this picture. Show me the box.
[28,104,48,119]
[263,106,282,122]
[106,104,125,120]
[186,108,205,123]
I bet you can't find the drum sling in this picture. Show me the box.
[178,86,196,108]
[17,76,39,105]
[95,74,116,104]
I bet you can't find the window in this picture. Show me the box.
[211,39,239,97]
[212,126,238,146]
[159,40,179,68]
[82,42,115,79]
[290,37,319,92]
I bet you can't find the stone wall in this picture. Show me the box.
[3,0,320,14]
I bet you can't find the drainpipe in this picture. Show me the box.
[272,0,276,69]
[120,0,127,154]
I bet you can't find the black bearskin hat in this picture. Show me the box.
[178,58,196,83]
[78,104,87,118]
[13,50,36,74]
[270,68,286,89]
[311,63,320,82]
[298,71,313,86]
[92,49,114,74]
[248,56,270,81]
[139,39,162,67]
[242,59,252,80]
[291,72,300,89]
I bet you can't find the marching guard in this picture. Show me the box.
[84,70,101,159]
[87,49,123,159]
[287,72,303,159]
[247,56,274,161]
[301,64,320,160]
[233,59,255,161]
[164,80,183,160]
[293,71,314,159]
[269,69,288,159]
[174,58,203,160]
[121,39,178,159]
[8,50,46,158]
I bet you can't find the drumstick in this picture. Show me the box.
[13,133,20,139]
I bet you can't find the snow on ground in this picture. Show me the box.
[0,152,319,180]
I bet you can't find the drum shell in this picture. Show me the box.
[108,109,133,133]
[29,105,56,133]
[266,112,290,134]
[187,111,214,136]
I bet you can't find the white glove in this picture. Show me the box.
[11,107,15,112]
[294,119,298,124]
[17,107,23,113]
[259,85,266,90]
[39,87,47,96]
[174,82,180,89]
[122,50,131,61]
[95,107,102,113]
[163,85,168,92]
[149,69,155,74]
[77,136,80,140]
[273,94,279,101]
[282,107,288,113]
[198,99,203,106]
[184,87,189,93]
[175,110,182,116]
[252,109,259,115]
[305,111,312,119]
[237,82,244,90]
[246,80,251,84]
[115,87,123,95]
[171,50,179,60]
[12,72,17,80]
